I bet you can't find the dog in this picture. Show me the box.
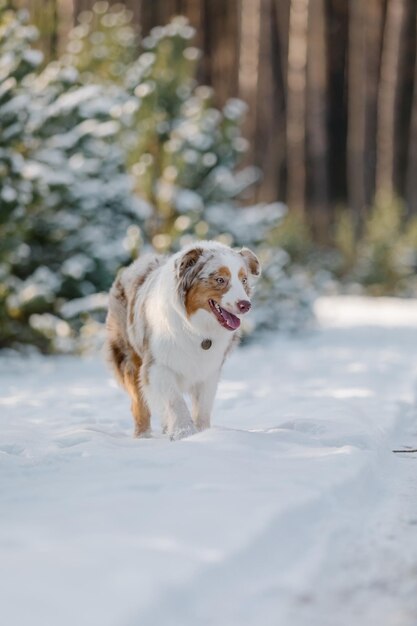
[106,240,260,439]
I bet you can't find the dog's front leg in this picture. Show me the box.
[191,373,219,431]
[144,363,196,440]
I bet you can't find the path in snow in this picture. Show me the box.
[1,296,417,626]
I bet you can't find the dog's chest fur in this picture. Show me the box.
[143,288,235,388]
[150,311,234,387]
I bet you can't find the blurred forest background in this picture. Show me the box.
[18,0,417,219]
[2,0,417,352]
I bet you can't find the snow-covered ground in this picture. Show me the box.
[1,296,417,626]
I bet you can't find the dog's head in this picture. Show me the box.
[176,242,261,332]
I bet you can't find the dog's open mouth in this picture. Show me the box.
[209,299,240,331]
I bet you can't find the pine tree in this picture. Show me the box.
[65,10,314,336]
[67,11,259,253]
[0,4,44,347]
[0,5,145,351]
[0,5,314,351]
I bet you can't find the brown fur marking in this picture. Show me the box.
[185,266,231,317]
[178,248,204,277]
[110,339,125,372]
[176,248,209,303]
[128,258,161,326]
[106,257,165,437]
[124,356,151,437]
[109,337,150,436]
[239,248,260,276]
[238,267,251,296]
[114,280,127,306]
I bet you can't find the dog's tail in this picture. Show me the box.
[105,254,163,389]
[106,273,133,389]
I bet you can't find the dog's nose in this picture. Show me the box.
[237,300,251,313]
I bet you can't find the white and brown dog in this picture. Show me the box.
[106,240,260,439]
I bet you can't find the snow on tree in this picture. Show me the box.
[0,4,314,352]
[65,8,315,338]
[0,5,147,351]
[66,11,259,250]
[0,4,44,347]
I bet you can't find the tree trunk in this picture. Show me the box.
[286,0,309,214]
[394,0,416,200]
[307,0,329,232]
[253,0,286,202]
[406,9,417,212]
[238,0,261,159]
[73,0,94,24]
[375,0,406,201]
[55,0,74,55]
[139,0,181,36]
[177,0,203,32]
[325,0,348,206]
[201,0,239,106]
[273,0,290,102]
[364,0,385,206]
[346,0,367,223]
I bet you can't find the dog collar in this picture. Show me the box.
[201,339,212,350]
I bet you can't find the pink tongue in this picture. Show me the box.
[222,309,241,330]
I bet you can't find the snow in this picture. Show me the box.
[206,202,286,246]
[1,295,417,626]
[22,48,43,67]
[316,294,417,328]
[60,292,108,319]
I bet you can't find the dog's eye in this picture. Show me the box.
[242,277,247,284]
[216,277,225,285]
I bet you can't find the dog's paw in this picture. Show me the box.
[194,419,210,432]
[169,423,197,441]
[134,428,152,439]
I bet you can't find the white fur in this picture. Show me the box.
[108,240,259,439]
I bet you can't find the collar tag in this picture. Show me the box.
[201,339,212,350]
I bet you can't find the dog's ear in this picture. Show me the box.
[176,247,205,302]
[239,247,261,277]
[177,247,204,280]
